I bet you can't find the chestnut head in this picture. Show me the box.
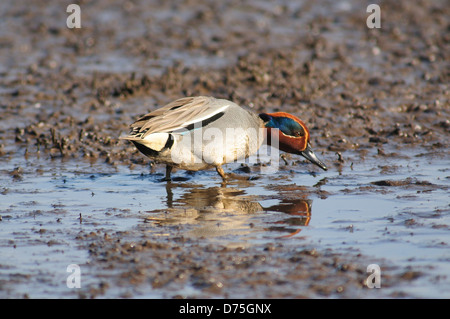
[259,112,327,171]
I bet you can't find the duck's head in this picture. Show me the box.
[259,112,327,171]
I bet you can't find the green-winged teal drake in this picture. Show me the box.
[122,96,327,181]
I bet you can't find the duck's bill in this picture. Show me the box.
[299,144,328,171]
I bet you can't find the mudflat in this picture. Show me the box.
[0,0,448,298]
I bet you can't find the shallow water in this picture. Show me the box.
[1,146,448,298]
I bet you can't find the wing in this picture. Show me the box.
[127,96,230,138]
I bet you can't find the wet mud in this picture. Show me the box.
[0,0,449,298]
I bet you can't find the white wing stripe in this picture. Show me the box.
[180,104,229,128]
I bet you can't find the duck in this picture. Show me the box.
[121,96,327,181]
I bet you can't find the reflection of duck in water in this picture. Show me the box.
[264,199,312,238]
[144,184,312,239]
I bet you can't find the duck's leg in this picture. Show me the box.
[164,165,173,181]
[216,165,227,181]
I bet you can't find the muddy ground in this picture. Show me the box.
[0,0,449,299]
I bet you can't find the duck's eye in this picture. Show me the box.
[293,130,304,137]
